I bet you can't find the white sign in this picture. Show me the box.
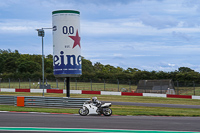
[52,10,81,77]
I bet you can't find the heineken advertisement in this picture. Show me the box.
[52,10,81,77]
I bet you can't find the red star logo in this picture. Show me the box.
[69,30,81,49]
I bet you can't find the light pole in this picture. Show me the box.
[36,28,52,96]
[0,78,2,89]
[36,28,45,96]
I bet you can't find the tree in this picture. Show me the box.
[2,49,200,83]
[4,57,18,73]
[18,61,41,74]
[104,65,118,73]
[178,67,194,73]
[94,62,104,72]
[116,67,123,73]
[0,56,4,73]
[82,57,94,73]
[46,54,53,59]
[44,57,53,73]
[125,68,141,73]
[0,49,20,73]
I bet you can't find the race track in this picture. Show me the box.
[0,112,199,133]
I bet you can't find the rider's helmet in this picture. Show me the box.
[92,97,97,103]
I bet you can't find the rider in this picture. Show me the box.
[92,97,101,108]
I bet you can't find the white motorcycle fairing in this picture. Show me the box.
[79,101,112,116]
[83,103,98,115]
[101,103,111,108]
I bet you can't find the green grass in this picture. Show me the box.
[1,92,200,105]
[1,92,200,117]
[0,104,200,117]
[0,81,136,92]
[71,94,200,105]
[0,105,77,114]
[1,81,200,95]
[112,105,200,117]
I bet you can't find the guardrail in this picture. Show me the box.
[0,95,15,105]
[0,95,90,108]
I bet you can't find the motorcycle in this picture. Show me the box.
[79,101,112,116]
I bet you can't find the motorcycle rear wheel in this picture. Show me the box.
[79,107,89,116]
[103,108,112,116]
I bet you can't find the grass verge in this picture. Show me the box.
[0,105,77,114]
[112,105,200,117]
[0,105,200,117]
[1,92,200,105]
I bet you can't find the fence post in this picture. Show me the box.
[75,78,77,90]
[103,79,105,91]
[29,78,30,89]
[39,78,41,87]
[46,78,47,86]
[176,81,179,95]
[64,79,66,89]
[117,79,119,92]
[90,79,92,91]
[8,78,10,88]
[56,79,58,88]
[0,78,1,88]
[161,80,163,94]
[193,81,195,96]
[129,80,131,92]
[18,78,20,89]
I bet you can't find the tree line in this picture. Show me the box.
[0,49,199,83]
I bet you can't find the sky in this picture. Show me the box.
[0,0,200,72]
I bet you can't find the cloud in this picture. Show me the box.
[81,19,159,36]
[73,0,135,5]
[158,62,177,68]
[172,31,190,41]
[0,0,18,7]
[122,44,135,50]
[182,0,200,11]
[0,19,51,34]
[139,13,179,29]
[113,53,123,57]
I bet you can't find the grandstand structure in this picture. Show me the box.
[136,79,175,94]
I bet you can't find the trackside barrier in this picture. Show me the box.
[30,89,46,93]
[82,90,101,95]
[143,93,166,98]
[17,96,24,107]
[192,96,200,100]
[167,94,192,99]
[101,91,121,96]
[0,88,200,100]
[47,89,63,93]
[23,97,90,108]
[122,92,143,96]
[68,90,82,94]
[1,88,15,92]
[16,89,30,92]
[0,95,15,105]
[0,95,90,108]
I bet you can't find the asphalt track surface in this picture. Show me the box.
[0,112,200,133]
[104,101,200,109]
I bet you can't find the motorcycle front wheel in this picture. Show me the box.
[103,108,112,116]
[79,107,89,116]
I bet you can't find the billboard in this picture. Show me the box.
[52,10,81,77]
